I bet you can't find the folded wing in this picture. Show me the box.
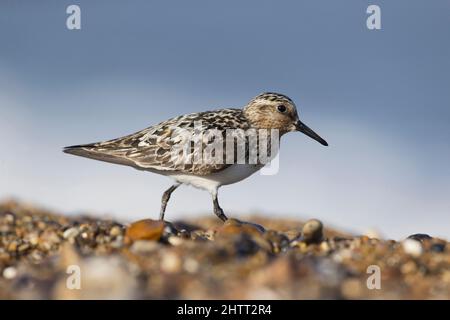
[63,109,251,175]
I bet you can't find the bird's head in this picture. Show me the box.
[243,92,328,146]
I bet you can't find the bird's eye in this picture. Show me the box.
[277,105,287,113]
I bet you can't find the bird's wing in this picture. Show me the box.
[64,108,252,175]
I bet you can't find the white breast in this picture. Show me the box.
[169,164,262,194]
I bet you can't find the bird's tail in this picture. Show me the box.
[63,143,98,157]
[63,143,134,166]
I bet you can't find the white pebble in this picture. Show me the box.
[160,252,181,273]
[402,239,423,257]
[183,258,199,273]
[3,266,17,279]
[63,227,79,239]
[167,236,184,246]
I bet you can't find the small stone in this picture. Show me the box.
[402,239,423,257]
[203,230,215,241]
[167,236,184,246]
[38,230,61,251]
[284,230,301,241]
[407,234,432,242]
[163,222,179,236]
[290,240,308,252]
[177,229,190,239]
[234,234,262,256]
[2,266,17,279]
[7,241,18,252]
[218,219,264,237]
[110,236,124,248]
[129,240,160,254]
[430,243,446,253]
[26,233,39,246]
[320,241,331,253]
[109,226,122,237]
[160,251,182,273]
[401,260,417,274]
[30,250,43,262]
[264,230,289,253]
[125,219,165,242]
[4,213,15,224]
[63,227,79,240]
[333,248,353,262]
[301,219,324,244]
[18,243,30,252]
[183,258,199,273]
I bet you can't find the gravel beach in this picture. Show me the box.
[1,200,449,299]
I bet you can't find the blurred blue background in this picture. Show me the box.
[1,0,449,239]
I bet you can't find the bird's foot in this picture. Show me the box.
[214,208,228,222]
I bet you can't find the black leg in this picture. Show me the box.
[159,184,180,220]
[212,193,228,222]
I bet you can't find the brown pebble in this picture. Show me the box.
[8,241,19,252]
[125,219,165,242]
[218,218,265,237]
[301,219,324,244]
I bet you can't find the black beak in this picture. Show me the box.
[295,120,328,146]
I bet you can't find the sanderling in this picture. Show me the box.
[64,92,328,221]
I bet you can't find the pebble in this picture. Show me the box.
[4,213,15,224]
[2,266,17,279]
[110,236,125,249]
[25,232,39,246]
[160,251,182,273]
[222,218,265,234]
[320,241,331,253]
[167,236,184,246]
[430,243,446,253]
[109,226,122,237]
[233,234,262,256]
[18,243,30,252]
[301,219,324,244]
[402,239,423,257]
[163,222,179,236]
[177,229,190,238]
[401,260,417,274]
[284,230,301,241]
[129,240,160,254]
[125,219,165,242]
[7,241,18,252]
[183,258,199,273]
[63,227,79,240]
[264,230,290,253]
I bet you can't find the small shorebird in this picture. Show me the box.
[64,92,328,221]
